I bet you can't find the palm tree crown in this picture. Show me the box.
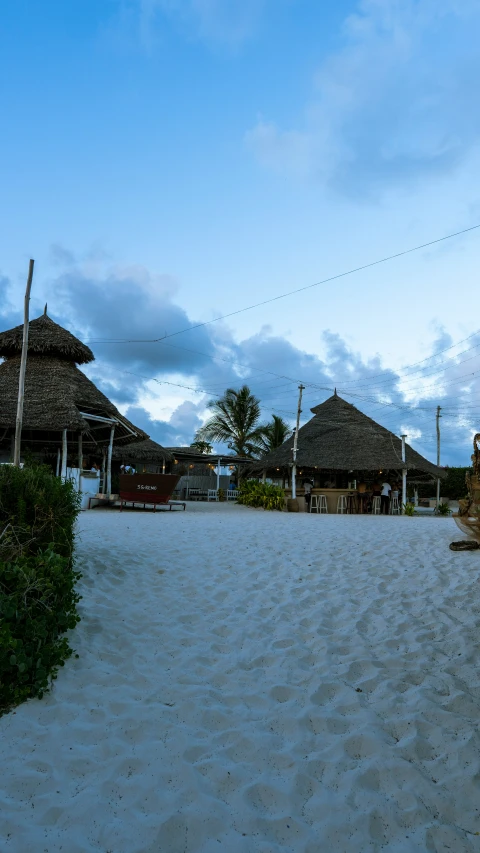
[258,414,292,454]
[195,385,266,457]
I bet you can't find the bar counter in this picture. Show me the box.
[285,487,361,514]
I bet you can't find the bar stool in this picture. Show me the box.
[311,494,328,514]
[372,496,381,515]
[346,493,357,514]
[337,495,348,514]
[390,496,400,515]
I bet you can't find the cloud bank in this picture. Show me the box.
[246,0,480,193]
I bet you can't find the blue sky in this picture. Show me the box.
[1,0,480,464]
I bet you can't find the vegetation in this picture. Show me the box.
[237,479,285,511]
[194,386,267,457]
[436,502,452,516]
[415,467,472,500]
[258,414,292,454]
[403,502,415,516]
[190,440,213,455]
[0,465,81,714]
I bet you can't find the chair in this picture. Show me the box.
[227,490,238,501]
[310,494,328,514]
[372,496,381,515]
[207,489,218,501]
[390,496,400,515]
[337,495,348,514]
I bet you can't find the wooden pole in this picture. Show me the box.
[436,405,441,510]
[56,448,61,477]
[61,429,68,480]
[291,384,304,500]
[401,434,407,514]
[78,433,83,471]
[13,259,35,467]
[106,426,115,495]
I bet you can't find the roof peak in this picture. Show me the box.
[0,313,94,364]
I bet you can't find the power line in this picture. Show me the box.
[86,222,480,345]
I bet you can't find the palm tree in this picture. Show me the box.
[258,414,292,454]
[190,440,213,455]
[194,385,266,457]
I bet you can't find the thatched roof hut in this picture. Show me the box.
[257,393,445,480]
[0,313,148,461]
[112,438,173,465]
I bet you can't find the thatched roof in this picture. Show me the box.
[112,438,173,463]
[0,354,148,443]
[257,393,446,478]
[165,447,252,466]
[0,313,94,364]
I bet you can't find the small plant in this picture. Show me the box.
[217,488,226,502]
[403,502,415,516]
[436,502,452,516]
[237,480,285,511]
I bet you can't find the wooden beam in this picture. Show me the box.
[61,429,68,480]
[106,426,115,495]
[13,259,35,466]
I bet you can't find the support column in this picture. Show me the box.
[162,459,166,474]
[106,426,115,496]
[78,433,83,471]
[414,487,418,507]
[56,447,61,477]
[216,457,221,491]
[262,470,267,483]
[401,434,407,514]
[61,429,68,481]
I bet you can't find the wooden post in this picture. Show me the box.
[291,384,304,500]
[262,469,267,483]
[13,259,35,467]
[162,459,166,474]
[61,429,68,480]
[56,448,61,477]
[78,433,83,471]
[106,426,115,495]
[216,457,221,491]
[436,405,441,510]
[401,434,407,514]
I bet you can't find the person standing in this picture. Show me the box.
[303,479,312,512]
[380,480,392,515]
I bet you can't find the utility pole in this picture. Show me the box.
[13,259,35,467]
[436,405,442,510]
[291,383,305,500]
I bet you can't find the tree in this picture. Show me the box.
[194,385,266,457]
[258,414,292,454]
[190,440,213,455]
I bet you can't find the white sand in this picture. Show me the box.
[1,504,480,852]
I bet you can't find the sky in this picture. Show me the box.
[1,0,480,465]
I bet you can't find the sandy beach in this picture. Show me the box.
[1,504,479,852]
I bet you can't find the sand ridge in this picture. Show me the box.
[1,504,479,852]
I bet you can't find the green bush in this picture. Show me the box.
[403,502,415,516]
[436,502,452,516]
[237,479,285,511]
[0,466,81,714]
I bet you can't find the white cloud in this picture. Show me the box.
[246,0,480,192]
[137,0,270,48]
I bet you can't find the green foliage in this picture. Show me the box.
[217,487,226,502]
[237,479,285,511]
[258,414,293,454]
[0,466,81,714]
[0,549,81,710]
[415,467,472,501]
[190,440,213,455]
[194,386,266,457]
[403,502,415,516]
[436,502,452,516]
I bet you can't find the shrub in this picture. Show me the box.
[436,502,452,516]
[237,479,285,511]
[0,466,81,714]
[403,502,415,516]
